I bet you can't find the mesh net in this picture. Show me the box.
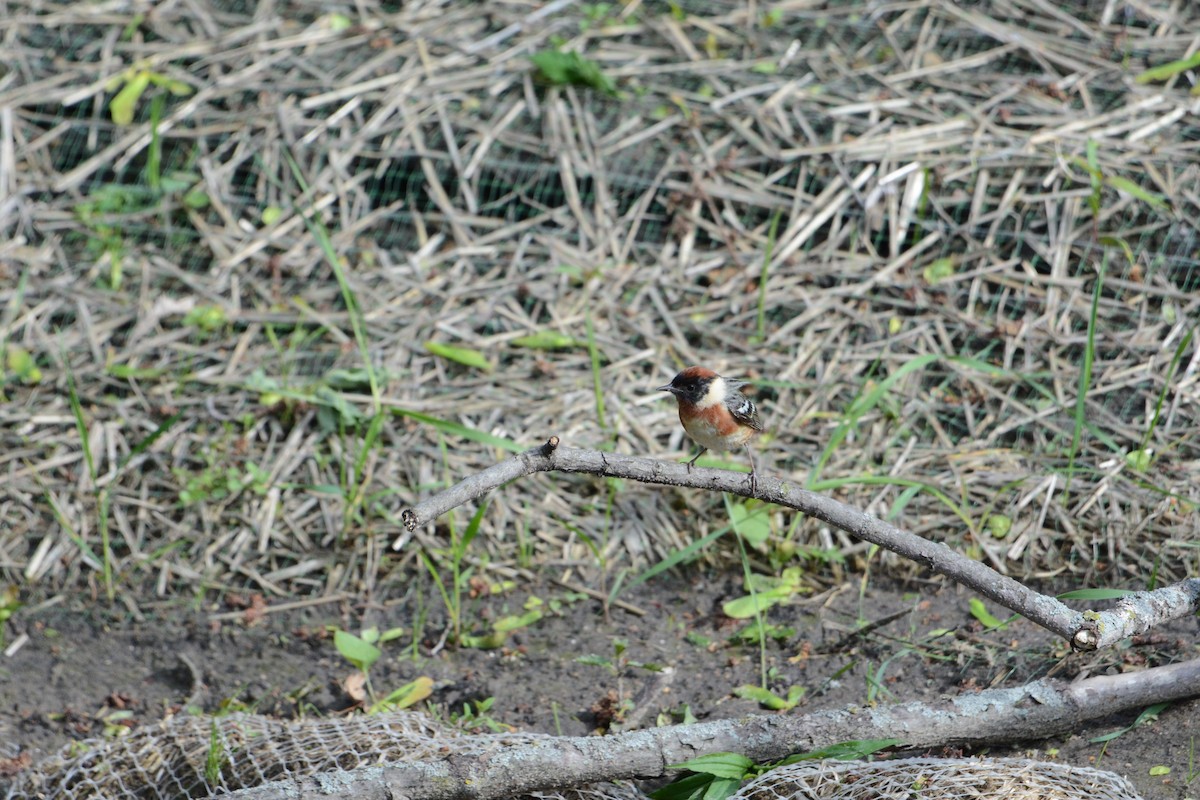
[2,712,1145,800]
[736,757,1145,800]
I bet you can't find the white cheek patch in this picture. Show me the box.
[694,376,726,409]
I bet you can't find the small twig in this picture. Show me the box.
[820,608,910,654]
[401,438,1200,652]
[207,592,353,622]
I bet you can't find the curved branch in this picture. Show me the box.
[225,658,1200,800]
[399,438,1200,652]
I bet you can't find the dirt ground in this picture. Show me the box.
[2,569,1196,800]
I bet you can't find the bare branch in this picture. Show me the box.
[226,658,1200,800]
[399,439,1200,651]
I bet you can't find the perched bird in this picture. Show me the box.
[658,366,764,494]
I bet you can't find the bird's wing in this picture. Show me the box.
[726,392,763,431]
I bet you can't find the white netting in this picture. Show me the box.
[735,757,1145,800]
[3,710,547,799]
[2,712,1144,800]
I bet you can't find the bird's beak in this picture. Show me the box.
[657,384,674,393]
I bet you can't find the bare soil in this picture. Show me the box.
[3,571,1196,800]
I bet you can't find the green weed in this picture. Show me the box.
[176,460,269,506]
[460,600,542,650]
[1128,326,1194,471]
[452,697,513,733]
[753,210,782,343]
[105,62,192,125]
[529,50,618,96]
[1188,736,1197,784]
[721,567,808,620]
[204,719,226,786]
[653,739,900,800]
[576,638,664,675]
[967,598,1014,631]
[732,684,805,711]
[0,586,20,649]
[52,374,179,601]
[420,501,487,646]
[281,151,386,530]
[1090,702,1169,744]
[808,354,938,488]
[331,625,424,709]
[1066,255,1105,502]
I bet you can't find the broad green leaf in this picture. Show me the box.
[1057,588,1136,601]
[511,331,581,349]
[183,190,210,209]
[790,738,902,760]
[985,514,1011,539]
[575,654,612,668]
[968,598,1006,630]
[650,772,713,800]
[1124,448,1152,471]
[732,684,803,710]
[666,752,753,779]
[371,676,433,712]
[379,627,406,642]
[493,610,542,632]
[727,501,770,547]
[922,257,955,284]
[1105,175,1168,210]
[334,629,381,672]
[392,408,522,452]
[1135,52,1200,83]
[722,586,791,619]
[111,71,151,124]
[161,78,193,96]
[5,345,42,383]
[183,305,227,332]
[425,341,492,371]
[460,630,506,649]
[702,777,740,800]
[529,50,618,96]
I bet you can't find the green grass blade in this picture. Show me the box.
[459,500,489,557]
[1140,326,1194,453]
[811,475,974,529]
[809,353,938,487]
[65,368,96,482]
[392,408,522,453]
[585,312,608,434]
[621,525,730,594]
[1067,257,1105,499]
[425,341,493,371]
[1136,52,1200,83]
[121,412,183,469]
[755,210,782,342]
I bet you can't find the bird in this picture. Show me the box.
[657,365,764,494]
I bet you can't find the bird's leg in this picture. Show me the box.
[744,444,758,495]
[685,447,707,473]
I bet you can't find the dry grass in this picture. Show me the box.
[1,0,1199,613]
